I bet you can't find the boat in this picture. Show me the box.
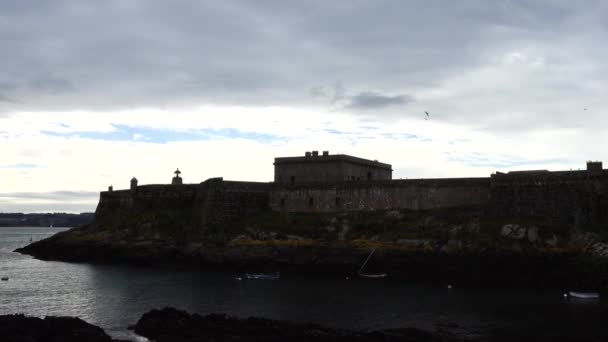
[567,291,600,299]
[358,272,388,279]
[357,248,387,279]
[1,277,8,281]
[244,272,280,280]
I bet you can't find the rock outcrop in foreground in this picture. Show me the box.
[0,314,126,342]
[130,307,608,342]
[3,308,608,342]
[130,307,458,342]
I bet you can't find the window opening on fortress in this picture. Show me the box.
[335,197,341,207]
[367,172,372,180]
[308,197,314,207]
[280,198,285,208]
[290,176,295,184]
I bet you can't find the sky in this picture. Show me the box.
[1,0,608,213]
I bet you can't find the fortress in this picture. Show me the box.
[97,152,608,229]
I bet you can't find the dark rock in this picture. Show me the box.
[130,307,463,342]
[0,314,125,342]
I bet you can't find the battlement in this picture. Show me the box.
[274,152,392,170]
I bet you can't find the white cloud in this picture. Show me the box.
[2,105,604,212]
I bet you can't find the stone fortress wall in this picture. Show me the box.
[98,178,270,228]
[96,155,608,229]
[269,178,491,212]
[489,162,608,226]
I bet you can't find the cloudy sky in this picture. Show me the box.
[2,0,607,212]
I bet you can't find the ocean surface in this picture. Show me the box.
[1,227,607,340]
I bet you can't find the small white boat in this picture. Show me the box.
[244,272,280,280]
[357,271,387,279]
[567,291,600,299]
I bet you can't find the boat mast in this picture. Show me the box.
[359,248,376,273]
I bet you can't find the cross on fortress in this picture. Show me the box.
[172,168,183,185]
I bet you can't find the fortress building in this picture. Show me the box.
[274,151,392,184]
[99,152,608,229]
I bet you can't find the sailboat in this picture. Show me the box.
[357,247,387,279]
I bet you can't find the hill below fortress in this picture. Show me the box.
[17,152,608,290]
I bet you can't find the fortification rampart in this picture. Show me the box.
[97,184,198,213]
[269,178,491,212]
[197,178,270,227]
[97,179,270,229]
[94,156,608,230]
[490,170,608,226]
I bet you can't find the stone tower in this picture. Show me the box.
[130,177,138,191]
[172,168,183,185]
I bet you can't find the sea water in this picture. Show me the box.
[1,227,606,340]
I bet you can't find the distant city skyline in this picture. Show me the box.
[2,1,607,212]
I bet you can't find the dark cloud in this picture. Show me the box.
[0,191,99,201]
[0,191,99,214]
[27,76,74,94]
[0,2,550,105]
[0,200,95,213]
[309,86,328,98]
[346,92,413,109]
[0,0,606,132]
[0,93,13,103]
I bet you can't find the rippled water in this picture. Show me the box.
[1,227,607,340]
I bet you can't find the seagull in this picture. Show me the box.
[424,111,430,120]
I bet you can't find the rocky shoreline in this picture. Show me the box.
[3,307,608,342]
[15,228,608,291]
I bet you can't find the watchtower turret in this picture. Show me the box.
[130,177,138,191]
[172,168,183,185]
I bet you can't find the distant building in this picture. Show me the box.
[273,151,392,184]
[130,177,138,191]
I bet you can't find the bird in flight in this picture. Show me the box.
[424,111,430,120]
